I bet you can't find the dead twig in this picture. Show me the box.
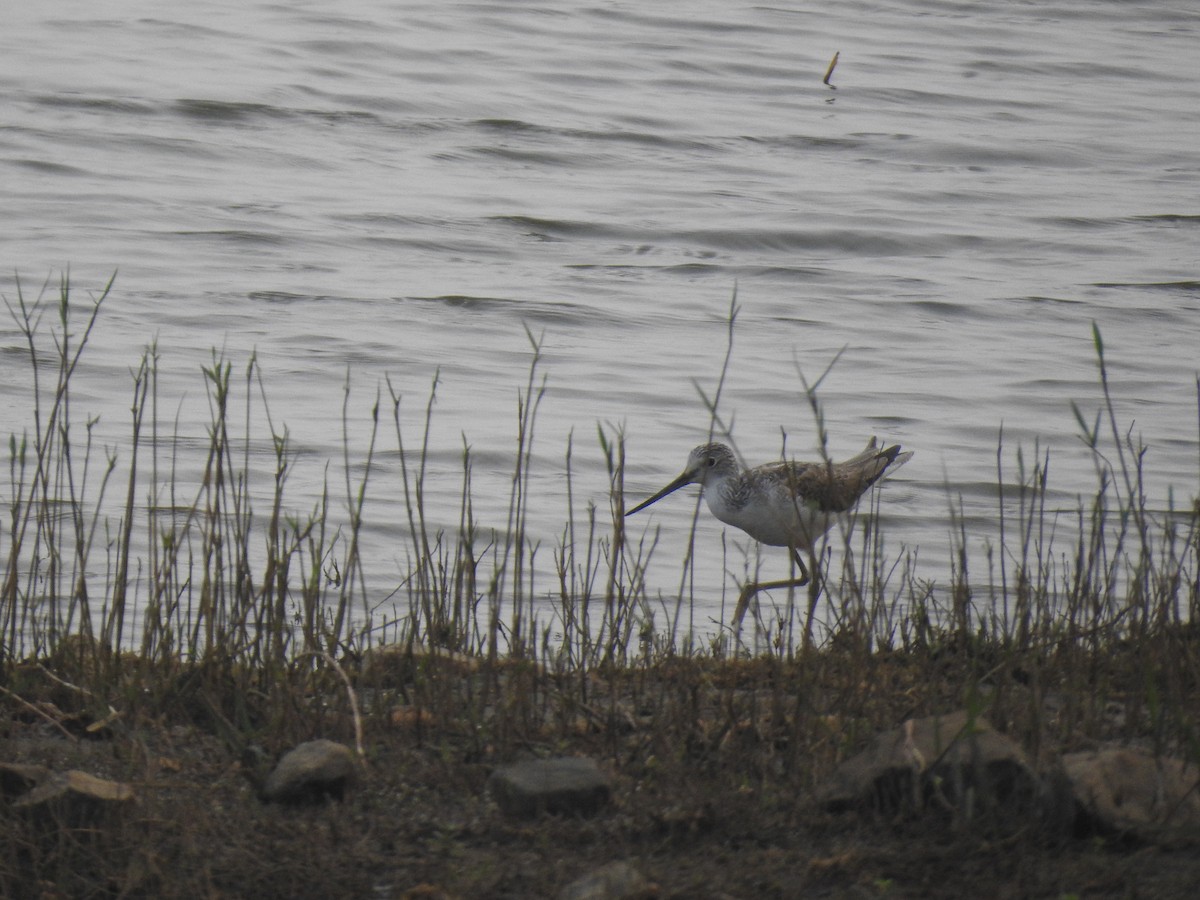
[310,652,366,765]
[0,684,79,743]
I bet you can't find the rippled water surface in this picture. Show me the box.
[3,1,1198,635]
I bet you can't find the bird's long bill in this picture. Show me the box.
[625,471,692,516]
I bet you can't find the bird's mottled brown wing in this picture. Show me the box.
[772,445,906,513]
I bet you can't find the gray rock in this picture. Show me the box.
[14,769,135,805]
[1060,746,1200,840]
[489,757,611,818]
[10,768,134,827]
[817,709,1036,816]
[261,739,357,803]
[559,861,649,900]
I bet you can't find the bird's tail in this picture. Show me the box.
[856,437,913,486]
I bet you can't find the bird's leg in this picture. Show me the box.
[791,547,810,583]
[732,547,811,628]
[801,547,825,651]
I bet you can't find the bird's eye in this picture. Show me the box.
[707,456,717,467]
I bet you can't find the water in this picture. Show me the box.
[2,0,1198,639]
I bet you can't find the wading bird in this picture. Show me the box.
[625,438,911,627]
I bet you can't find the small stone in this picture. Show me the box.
[399,885,457,899]
[817,709,1035,815]
[488,757,611,818]
[261,739,357,804]
[1060,746,1200,841]
[12,769,134,827]
[559,861,650,900]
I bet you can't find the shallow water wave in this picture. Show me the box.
[2,0,1199,637]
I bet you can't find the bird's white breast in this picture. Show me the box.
[703,474,828,550]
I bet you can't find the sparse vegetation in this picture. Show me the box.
[1,275,1197,898]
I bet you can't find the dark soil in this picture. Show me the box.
[3,652,1198,899]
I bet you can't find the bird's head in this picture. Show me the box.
[625,442,737,516]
